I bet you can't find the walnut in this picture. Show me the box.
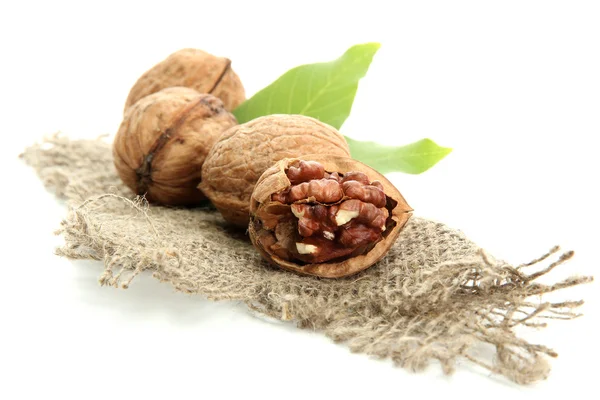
[199,115,351,228]
[124,48,245,112]
[249,157,412,278]
[113,87,237,206]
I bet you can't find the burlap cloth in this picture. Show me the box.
[21,134,592,384]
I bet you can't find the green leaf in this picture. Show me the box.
[233,43,380,129]
[346,137,452,174]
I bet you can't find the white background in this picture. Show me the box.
[1,1,598,399]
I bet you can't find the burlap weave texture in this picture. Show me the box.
[21,134,592,384]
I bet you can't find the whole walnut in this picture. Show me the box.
[199,114,351,228]
[249,156,412,278]
[124,48,245,113]
[113,87,237,206]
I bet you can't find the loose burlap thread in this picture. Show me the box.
[21,134,592,384]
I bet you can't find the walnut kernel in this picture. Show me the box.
[249,156,412,278]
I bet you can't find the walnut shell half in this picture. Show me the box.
[124,48,245,112]
[199,115,351,228]
[113,87,237,206]
[249,156,413,278]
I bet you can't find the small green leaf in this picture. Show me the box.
[346,137,452,174]
[233,43,380,129]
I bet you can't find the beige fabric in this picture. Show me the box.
[21,134,592,384]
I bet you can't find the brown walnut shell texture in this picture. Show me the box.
[113,87,237,206]
[124,48,246,112]
[199,115,351,228]
[249,155,413,278]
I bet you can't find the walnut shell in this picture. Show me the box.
[199,115,351,228]
[249,156,412,278]
[113,87,237,206]
[124,48,245,112]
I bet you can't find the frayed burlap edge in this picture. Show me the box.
[21,134,593,385]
